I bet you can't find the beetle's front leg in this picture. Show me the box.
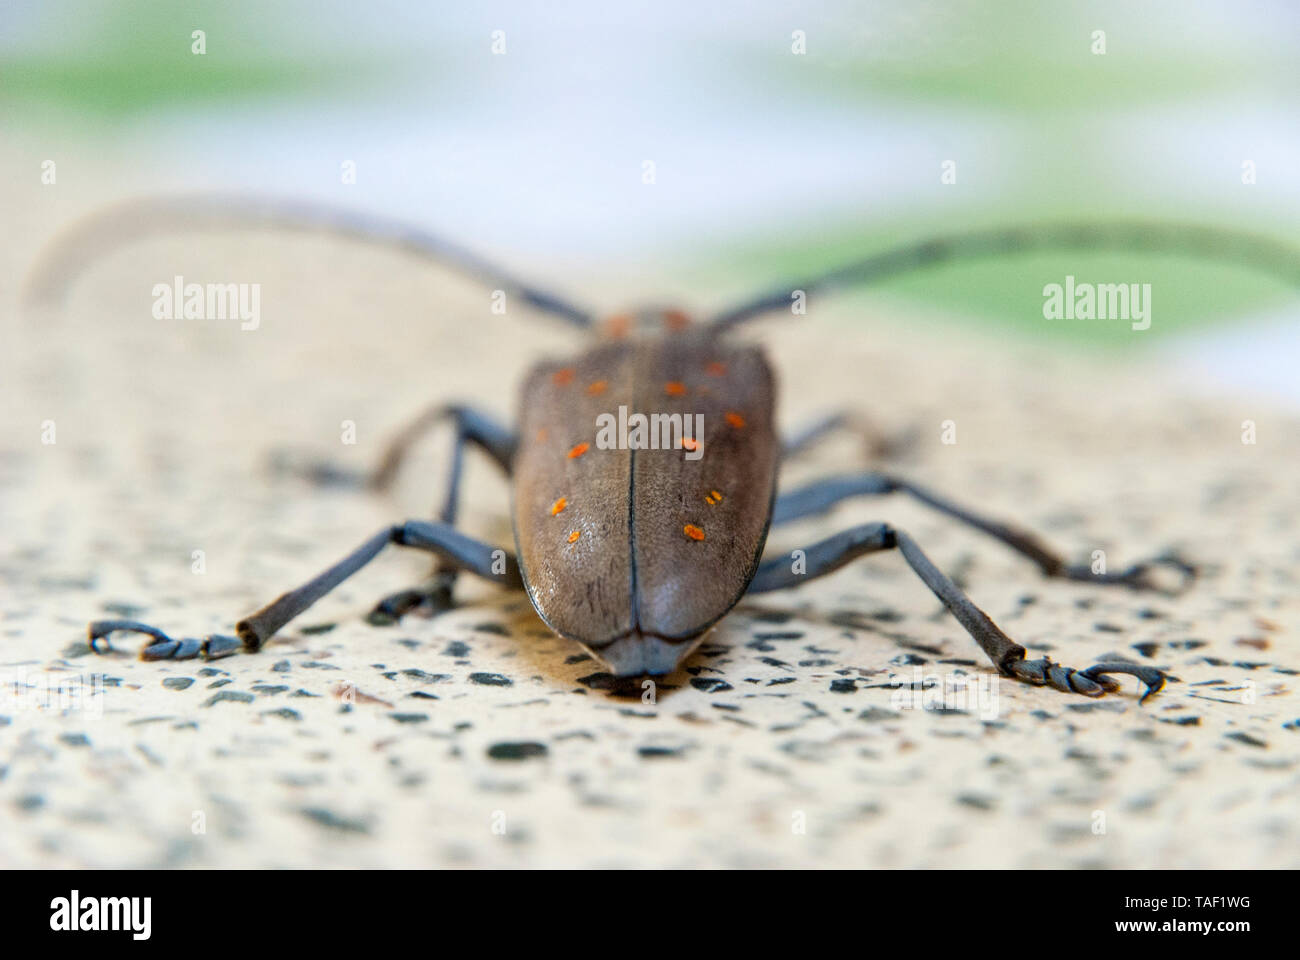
[87,521,524,661]
[747,522,1166,702]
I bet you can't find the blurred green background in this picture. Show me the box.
[3,0,1297,349]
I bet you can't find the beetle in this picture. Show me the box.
[40,200,1297,700]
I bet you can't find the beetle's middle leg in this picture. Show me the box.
[365,405,516,621]
[746,522,1165,701]
[770,471,1196,594]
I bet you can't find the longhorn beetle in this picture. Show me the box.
[35,199,1299,700]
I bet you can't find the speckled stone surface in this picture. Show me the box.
[3,156,1298,868]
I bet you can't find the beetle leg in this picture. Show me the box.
[368,406,515,620]
[780,411,916,462]
[270,405,515,621]
[235,521,523,651]
[746,522,1167,702]
[86,620,240,662]
[771,471,1197,595]
[369,404,515,493]
[269,405,515,493]
[85,524,522,660]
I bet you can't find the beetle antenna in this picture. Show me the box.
[709,220,1300,334]
[22,193,595,329]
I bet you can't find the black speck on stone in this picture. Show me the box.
[690,677,733,694]
[262,708,301,721]
[202,690,255,707]
[162,677,193,691]
[401,669,449,683]
[753,631,803,641]
[59,733,90,747]
[409,691,440,700]
[829,678,857,694]
[197,668,225,677]
[102,601,147,618]
[473,622,510,636]
[443,641,471,657]
[388,713,429,724]
[301,661,340,670]
[867,607,905,623]
[301,807,370,833]
[16,794,45,811]
[799,659,835,668]
[1132,642,1160,659]
[0,716,10,726]
[300,622,336,635]
[487,741,548,761]
[251,684,289,696]
[890,653,928,666]
[207,678,232,689]
[858,706,899,722]
[767,677,796,686]
[1226,731,1267,748]
[957,793,995,811]
[60,641,93,658]
[1093,622,1123,633]
[291,689,320,698]
[564,652,592,664]
[1136,607,1164,619]
[1158,715,1201,726]
[469,672,512,686]
[271,660,292,673]
[638,745,684,759]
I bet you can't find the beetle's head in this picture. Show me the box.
[581,627,713,679]
[600,307,692,340]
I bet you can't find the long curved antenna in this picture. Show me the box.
[23,194,595,329]
[709,221,1300,334]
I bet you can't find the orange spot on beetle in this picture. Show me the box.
[567,442,590,459]
[705,489,723,505]
[725,411,746,429]
[663,309,691,331]
[680,437,700,452]
[553,368,575,386]
[551,497,567,516]
[705,361,727,377]
[664,380,687,396]
[604,314,632,339]
[683,524,705,541]
[587,380,608,396]
[568,530,581,544]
